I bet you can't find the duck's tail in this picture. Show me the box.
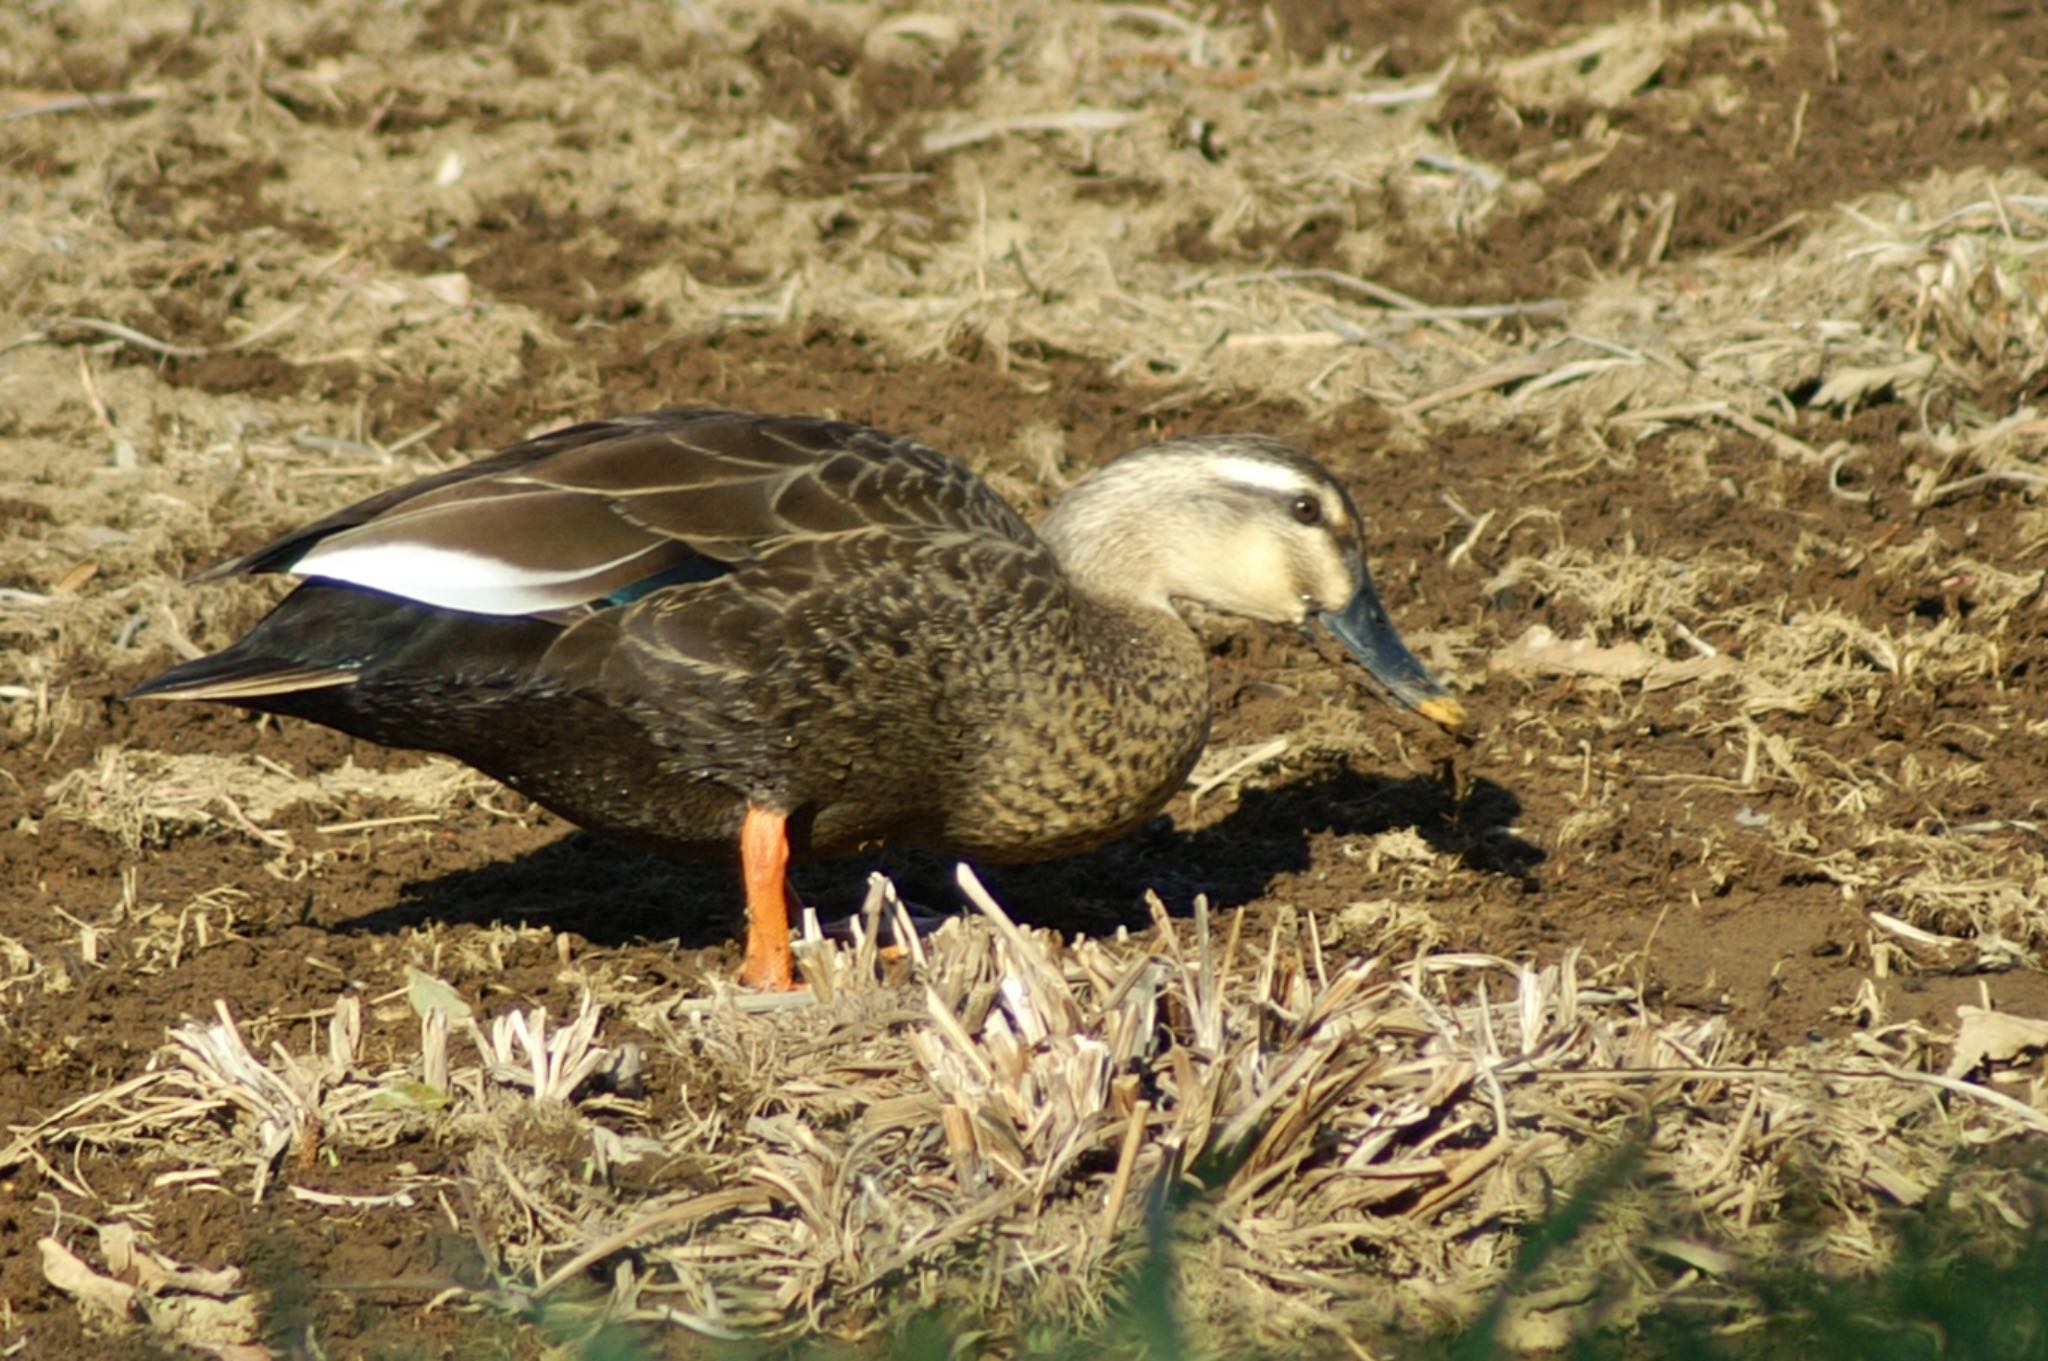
[121,580,553,718]
[123,653,358,703]
[120,581,573,769]
[124,581,382,705]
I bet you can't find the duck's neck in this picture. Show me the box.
[1038,468,1183,618]
[961,572,1211,862]
[1043,498,1214,782]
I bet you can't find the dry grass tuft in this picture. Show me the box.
[40,1224,265,1359]
[8,870,2042,1347]
[43,747,493,852]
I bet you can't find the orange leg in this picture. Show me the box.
[738,805,801,991]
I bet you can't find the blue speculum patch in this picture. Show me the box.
[603,557,732,605]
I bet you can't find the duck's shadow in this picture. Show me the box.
[336,768,1540,949]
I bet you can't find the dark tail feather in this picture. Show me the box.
[124,653,358,703]
[120,581,568,759]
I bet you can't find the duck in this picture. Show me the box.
[129,408,1466,990]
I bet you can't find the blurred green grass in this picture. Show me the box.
[240,1150,2047,1360]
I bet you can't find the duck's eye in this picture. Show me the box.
[1290,494,1323,526]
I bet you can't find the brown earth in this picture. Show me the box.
[4,0,2047,1355]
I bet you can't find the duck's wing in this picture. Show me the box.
[204,409,1040,617]
[531,520,1065,806]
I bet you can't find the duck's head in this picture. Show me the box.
[1039,435,1466,733]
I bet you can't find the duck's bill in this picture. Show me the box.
[1322,579,1467,733]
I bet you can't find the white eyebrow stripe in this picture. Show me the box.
[1205,455,1318,497]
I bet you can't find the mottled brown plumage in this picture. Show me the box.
[130,409,1463,988]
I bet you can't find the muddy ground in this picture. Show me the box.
[4,0,2047,1356]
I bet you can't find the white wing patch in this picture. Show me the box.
[293,539,650,615]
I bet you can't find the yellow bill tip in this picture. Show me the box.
[1416,695,1468,733]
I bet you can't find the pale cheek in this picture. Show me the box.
[1215,534,1301,619]
[1321,560,1359,608]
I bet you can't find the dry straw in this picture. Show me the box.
[10,869,2043,1347]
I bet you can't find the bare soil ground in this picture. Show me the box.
[5,1,2047,1355]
